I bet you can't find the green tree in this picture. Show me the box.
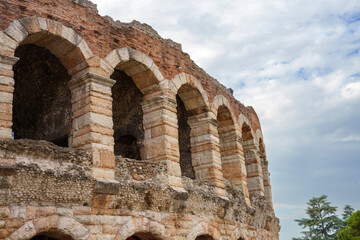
[338,210,360,240]
[293,195,342,240]
[341,205,355,229]
[343,205,355,221]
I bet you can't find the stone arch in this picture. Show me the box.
[211,95,249,202]
[257,136,273,206]
[6,215,90,240]
[238,114,253,139]
[186,222,221,240]
[1,17,94,70]
[0,17,94,141]
[114,217,167,240]
[211,95,235,123]
[170,73,226,197]
[239,114,265,197]
[230,227,249,240]
[104,48,164,93]
[105,48,165,160]
[169,73,209,112]
[0,17,93,144]
[169,73,209,179]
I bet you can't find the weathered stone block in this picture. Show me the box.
[94,178,119,195]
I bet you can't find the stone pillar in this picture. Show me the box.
[69,72,116,180]
[0,54,18,139]
[261,155,273,208]
[189,113,226,198]
[219,126,250,204]
[243,139,265,196]
[142,91,183,188]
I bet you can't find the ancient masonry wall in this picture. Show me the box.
[0,0,280,239]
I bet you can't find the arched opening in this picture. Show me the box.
[242,123,264,196]
[241,123,253,142]
[195,234,214,240]
[111,69,143,159]
[217,105,235,181]
[176,94,194,179]
[13,44,72,147]
[126,232,160,240]
[259,137,272,204]
[30,232,73,240]
[176,82,208,179]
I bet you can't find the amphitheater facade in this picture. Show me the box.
[0,0,280,239]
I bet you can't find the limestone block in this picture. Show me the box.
[19,17,41,35]
[0,31,17,50]
[117,48,130,63]
[7,221,36,240]
[88,225,102,235]
[58,217,90,240]
[86,81,113,95]
[0,128,11,139]
[60,48,84,70]
[61,26,82,46]
[99,149,115,168]
[0,103,11,114]
[56,208,73,217]
[94,178,119,195]
[124,63,148,77]
[46,19,63,36]
[75,112,113,130]
[4,20,28,44]
[10,206,26,219]
[128,48,144,64]
[77,39,94,59]
[48,37,77,58]
[105,50,121,68]
[37,18,48,31]
[92,167,115,180]
[32,215,60,235]
[118,219,136,240]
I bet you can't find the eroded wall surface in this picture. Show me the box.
[0,140,279,240]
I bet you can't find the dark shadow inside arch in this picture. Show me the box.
[30,232,73,240]
[241,123,253,141]
[111,69,143,159]
[176,94,195,179]
[195,234,214,240]
[126,232,161,240]
[13,44,72,147]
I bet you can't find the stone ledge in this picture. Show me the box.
[94,178,120,195]
[0,139,92,167]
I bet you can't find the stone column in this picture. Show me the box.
[69,72,116,180]
[261,155,273,208]
[219,126,250,204]
[243,139,265,196]
[142,91,183,188]
[188,113,226,198]
[0,54,18,139]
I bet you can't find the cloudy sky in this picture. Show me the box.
[91,0,360,238]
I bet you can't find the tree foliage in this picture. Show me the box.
[338,210,360,240]
[341,205,355,229]
[293,195,342,240]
